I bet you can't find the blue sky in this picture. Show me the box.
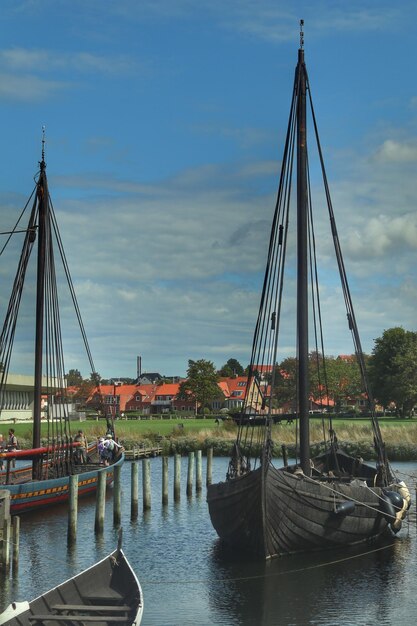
[0,0,416,379]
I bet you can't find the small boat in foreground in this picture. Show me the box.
[0,546,143,626]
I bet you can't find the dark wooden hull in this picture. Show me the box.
[207,462,394,559]
[0,548,143,626]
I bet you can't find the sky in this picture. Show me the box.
[0,0,416,380]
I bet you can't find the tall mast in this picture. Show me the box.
[296,21,310,475]
[33,129,47,478]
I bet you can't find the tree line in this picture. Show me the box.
[65,327,417,417]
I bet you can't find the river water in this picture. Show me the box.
[1,457,417,626]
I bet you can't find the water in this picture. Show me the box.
[1,458,417,626]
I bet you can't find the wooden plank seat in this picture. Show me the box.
[28,615,129,623]
[81,592,124,602]
[51,605,130,613]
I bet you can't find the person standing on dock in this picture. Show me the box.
[97,437,106,464]
[102,433,122,465]
[7,428,18,468]
[74,429,87,463]
[7,429,17,451]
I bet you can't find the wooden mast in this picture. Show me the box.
[296,21,310,476]
[32,131,47,479]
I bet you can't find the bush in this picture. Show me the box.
[221,419,238,432]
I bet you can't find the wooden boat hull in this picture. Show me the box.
[207,463,395,559]
[0,547,143,626]
[0,453,124,515]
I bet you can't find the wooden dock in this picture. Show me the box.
[124,445,163,460]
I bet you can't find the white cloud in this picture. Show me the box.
[0,46,145,102]
[0,47,139,75]
[3,119,417,377]
[214,1,403,42]
[373,139,417,163]
[1,0,417,379]
[0,72,68,101]
[54,142,417,374]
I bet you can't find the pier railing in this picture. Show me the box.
[124,444,163,460]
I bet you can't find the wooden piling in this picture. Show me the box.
[142,458,151,511]
[281,444,288,466]
[94,470,107,534]
[186,451,194,497]
[1,518,11,570]
[113,464,122,526]
[12,516,19,572]
[174,454,181,502]
[196,450,202,492]
[206,447,213,486]
[131,462,139,519]
[67,474,79,544]
[162,456,169,506]
[0,490,11,570]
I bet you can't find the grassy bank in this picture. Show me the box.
[5,417,417,461]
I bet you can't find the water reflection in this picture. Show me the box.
[206,535,415,626]
[0,458,416,626]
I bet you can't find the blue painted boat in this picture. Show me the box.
[0,451,124,515]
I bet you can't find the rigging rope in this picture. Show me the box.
[227,49,391,487]
[0,187,37,257]
[306,77,390,481]
[142,541,401,586]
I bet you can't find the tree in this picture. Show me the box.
[177,359,220,414]
[273,353,366,412]
[90,372,101,386]
[73,378,96,408]
[218,358,245,377]
[309,355,365,411]
[272,357,297,409]
[66,368,83,386]
[369,327,417,416]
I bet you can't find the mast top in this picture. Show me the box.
[40,125,46,171]
[300,19,304,49]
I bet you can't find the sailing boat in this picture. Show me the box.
[207,23,411,559]
[0,134,123,514]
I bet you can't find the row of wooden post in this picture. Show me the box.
[68,449,213,544]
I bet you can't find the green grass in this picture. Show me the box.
[2,418,222,445]
[4,416,417,450]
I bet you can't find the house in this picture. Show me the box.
[252,364,274,380]
[86,384,140,417]
[212,381,230,411]
[125,385,158,414]
[135,372,162,385]
[151,383,181,414]
[216,377,248,411]
[171,387,196,413]
[83,361,359,418]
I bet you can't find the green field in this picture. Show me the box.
[2,417,222,445]
[3,415,417,449]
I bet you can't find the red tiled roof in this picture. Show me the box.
[154,383,181,396]
[253,364,274,373]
